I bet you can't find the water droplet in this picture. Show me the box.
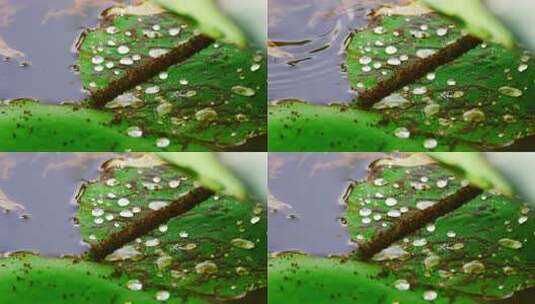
[117,45,130,55]
[395,127,411,139]
[424,255,440,269]
[251,216,261,224]
[156,138,170,148]
[179,231,189,238]
[373,93,410,109]
[232,85,256,96]
[423,290,437,301]
[416,200,435,210]
[359,208,372,216]
[158,72,168,80]
[149,48,170,58]
[518,216,528,224]
[156,290,170,301]
[145,238,160,247]
[372,245,409,261]
[127,279,143,291]
[195,261,218,274]
[426,223,436,232]
[169,27,181,36]
[518,64,528,72]
[446,231,456,238]
[149,201,168,210]
[178,243,197,250]
[447,79,456,86]
[106,178,119,186]
[236,266,249,276]
[251,63,261,72]
[106,26,118,34]
[385,46,398,55]
[106,93,143,109]
[424,103,440,117]
[413,86,427,95]
[498,238,523,249]
[231,238,255,249]
[436,28,448,36]
[387,57,401,66]
[156,256,172,270]
[120,210,134,218]
[394,279,410,291]
[416,49,436,59]
[92,56,104,65]
[120,57,134,65]
[127,126,143,138]
[499,86,523,97]
[195,108,218,122]
[436,179,448,188]
[413,238,427,247]
[118,198,130,207]
[168,180,180,188]
[387,210,401,218]
[462,260,485,274]
[145,86,160,94]
[424,139,438,150]
[92,208,104,217]
[385,197,398,207]
[373,178,387,186]
[463,109,485,122]
[426,73,436,81]
[373,26,385,34]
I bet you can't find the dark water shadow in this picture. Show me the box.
[0,0,132,103]
[268,0,403,104]
[268,153,384,256]
[0,153,113,256]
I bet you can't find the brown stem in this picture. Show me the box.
[357,185,483,260]
[357,35,482,108]
[88,35,215,109]
[88,187,215,261]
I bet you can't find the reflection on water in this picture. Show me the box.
[268,0,403,104]
[0,153,112,256]
[268,153,383,256]
[0,0,133,103]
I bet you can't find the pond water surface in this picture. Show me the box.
[0,153,113,256]
[268,153,384,256]
[268,0,404,104]
[0,0,134,103]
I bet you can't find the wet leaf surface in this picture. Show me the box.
[1,1,266,151]
[77,155,267,300]
[269,153,534,303]
[268,2,535,151]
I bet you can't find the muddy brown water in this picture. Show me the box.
[0,153,112,256]
[268,153,384,255]
[0,0,133,103]
[268,0,403,104]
